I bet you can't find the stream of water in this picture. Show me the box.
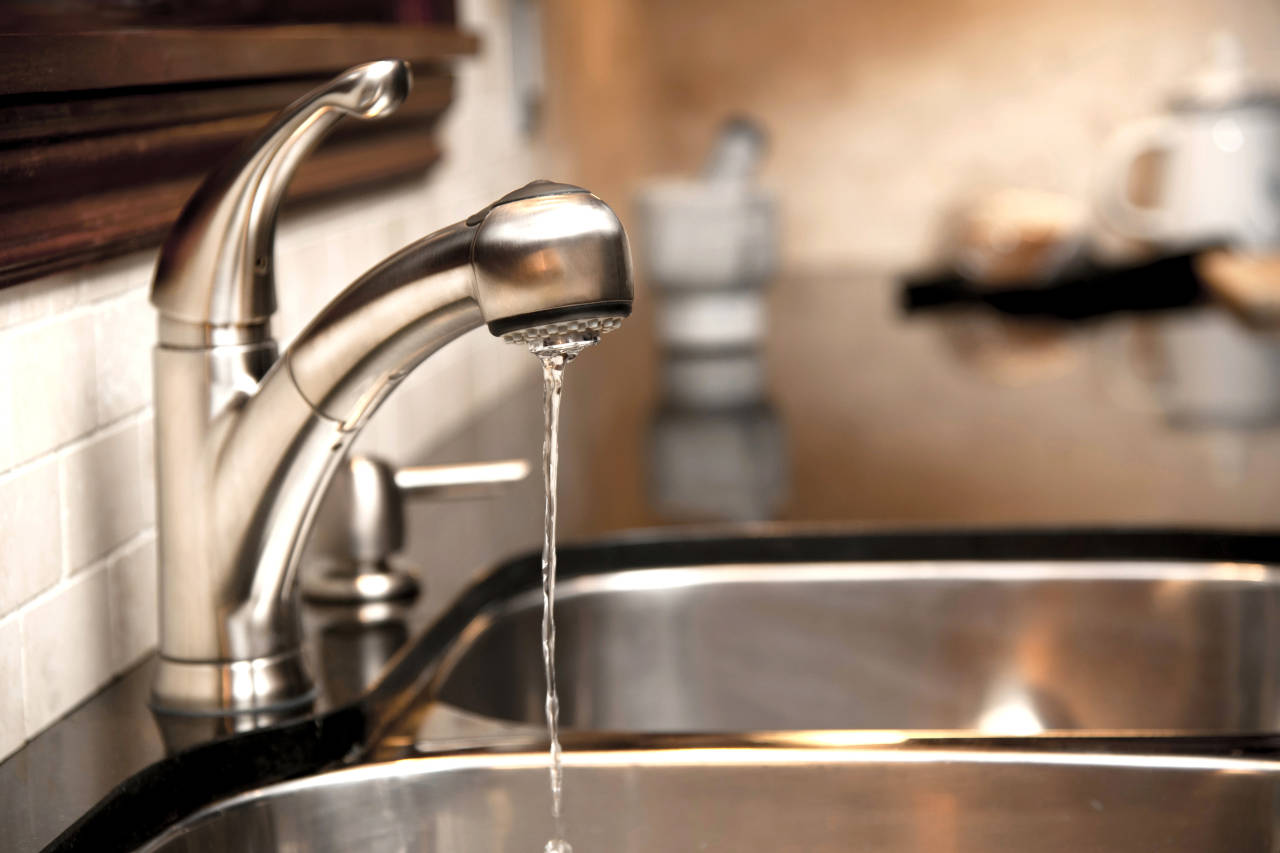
[533,338,596,853]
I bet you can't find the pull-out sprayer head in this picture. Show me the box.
[286,178,633,429]
[470,180,633,351]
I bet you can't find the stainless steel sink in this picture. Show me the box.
[135,739,1280,851]
[430,560,1280,735]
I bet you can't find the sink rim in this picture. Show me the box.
[487,558,1280,610]
[44,527,1280,853]
[134,732,1280,853]
[181,737,1280,801]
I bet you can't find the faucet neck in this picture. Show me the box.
[147,61,632,721]
[151,60,411,334]
[150,219,484,717]
[148,61,417,718]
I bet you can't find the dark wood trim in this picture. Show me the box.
[0,80,323,144]
[0,25,478,94]
[0,75,454,206]
[0,131,444,287]
[0,22,477,289]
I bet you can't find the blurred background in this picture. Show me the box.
[527,0,1280,535]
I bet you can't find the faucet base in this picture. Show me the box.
[150,649,316,716]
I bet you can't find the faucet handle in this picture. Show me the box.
[394,459,532,499]
[152,60,412,336]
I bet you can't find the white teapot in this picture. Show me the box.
[1096,35,1280,251]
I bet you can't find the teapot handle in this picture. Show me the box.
[1094,116,1181,245]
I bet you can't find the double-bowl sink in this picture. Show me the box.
[132,529,1280,850]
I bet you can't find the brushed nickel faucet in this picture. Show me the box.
[148,59,632,716]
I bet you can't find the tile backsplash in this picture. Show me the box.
[0,258,160,762]
[0,0,543,763]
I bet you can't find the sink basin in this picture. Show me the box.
[134,740,1280,851]
[431,550,1280,735]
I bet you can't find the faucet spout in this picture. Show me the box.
[288,181,632,428]
[149,65,631,717]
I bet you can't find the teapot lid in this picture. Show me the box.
[1170,32,1280,111]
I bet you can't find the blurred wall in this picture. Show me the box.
[544,0,1280,270]
[536,0,1280,537]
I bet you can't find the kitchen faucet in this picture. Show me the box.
[148,60,632,716]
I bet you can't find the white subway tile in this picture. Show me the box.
[0,271,79,331]
[94,291,154,425]
[107,536,157,671]
[60,421,145,573]
[78,251,155,304]
[276,195,361,255]
[0,457,62,615]
[138,412,156,527]
[0,342,13,473]
[468,330,538,415]
[0,613,25,760]
[272,233,346,347]
[381,202,418,254]
[381,324,476,458]
[6,312,97,467]
[21,567,113,734]
[325,221,380,287]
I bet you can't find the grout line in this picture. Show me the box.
[54,413,151,580]
[57,451,71,583]
[10,528,155,623]
[79,257,158,307]
[17,606,29,748]
[102,525,121,677]
[84,279,153,311]
[3,521,158,758]
[0,278,146,338]
[0,610,25,764]
[13,562,123,754]
[0,405,152,481]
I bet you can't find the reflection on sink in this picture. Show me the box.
[431,561,1280,734]
[135,740,1280,851]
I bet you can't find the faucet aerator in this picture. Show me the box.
[501,315,625,351]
